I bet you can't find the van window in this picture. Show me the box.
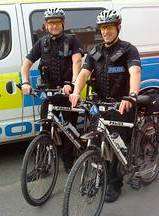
[0,12,11,60]
[30,8,103,53]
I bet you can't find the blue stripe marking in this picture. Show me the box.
[141,64,159,81]
[23,58,159,107]
[141,79,159,89]
[141,57,159,65]
[34,122,41,132]
[141,57,159,81]
[23,69,42,107]
[5,122,32,137]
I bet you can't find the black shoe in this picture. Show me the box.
[105,185,121,203]
[127,178,142,190]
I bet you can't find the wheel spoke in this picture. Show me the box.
[136,119,159,184]
[63,150,107,216]
[21,134,59,206]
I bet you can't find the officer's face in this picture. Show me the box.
[45,18,64,36]
[100,24,119,44]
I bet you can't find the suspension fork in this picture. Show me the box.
[101,136,113,161]
[127,108,140,167]
[95,163,103,189]
[35,144,40,169]
[80,139,92,185]
[51,122,62,146]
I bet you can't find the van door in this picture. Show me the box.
[0,4,24,143]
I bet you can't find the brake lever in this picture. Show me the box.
[30,89,38,97]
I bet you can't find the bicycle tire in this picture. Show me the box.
[21,134,59,206]
[136,118,159,185]
[63,150,107,216]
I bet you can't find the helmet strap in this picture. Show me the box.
[105,35,118,46]
[104,24,120,46]
[50,31,64,39]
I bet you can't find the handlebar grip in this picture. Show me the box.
[122,96,136,105]
[29,89,37,96]
[64,81,74,89]
[16,83,33,95]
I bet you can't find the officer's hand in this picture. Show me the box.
[63,84,72,95]
[119,100,132,115]
[21,84,32,95]
[69,93,80,108]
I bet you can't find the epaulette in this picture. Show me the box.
[110,40,131,62]
[89,44,103,61]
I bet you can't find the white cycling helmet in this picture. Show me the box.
[44,8,65,21]
[96,9,121,26]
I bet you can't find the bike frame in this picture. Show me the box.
[89,106,159,178]
[97,118,134,166]
[43,101,89,150]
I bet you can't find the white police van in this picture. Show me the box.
[0,0,159,144]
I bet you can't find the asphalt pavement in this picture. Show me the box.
[0,142,159,216]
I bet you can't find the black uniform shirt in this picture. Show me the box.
[26,33,83,87]
[26,33,83,63]
[83,39,141,98]
[83,39,141,72]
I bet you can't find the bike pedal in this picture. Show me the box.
[127,178,142,190]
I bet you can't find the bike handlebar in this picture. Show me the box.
[17,83,153,113]
[30,88,65,97]
[17,83,66,97]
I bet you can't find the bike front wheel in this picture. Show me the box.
[21,134,59,206]
[63,150,107,216]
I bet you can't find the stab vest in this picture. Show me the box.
[90,40,131,99]
[38,34,73,88]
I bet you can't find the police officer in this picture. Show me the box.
[69,9,141,202]
[21,8,83,173]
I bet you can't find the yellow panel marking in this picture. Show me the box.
[0,72,22,110]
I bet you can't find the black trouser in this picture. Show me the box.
[104,108,135,189]
[41,94,78,163]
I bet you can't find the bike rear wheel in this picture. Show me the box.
[21,134,59,206]
[136,117,159,184]
[63,150,107,216]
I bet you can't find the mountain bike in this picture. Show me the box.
[20,86,91,206]
[63,94,159,216]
